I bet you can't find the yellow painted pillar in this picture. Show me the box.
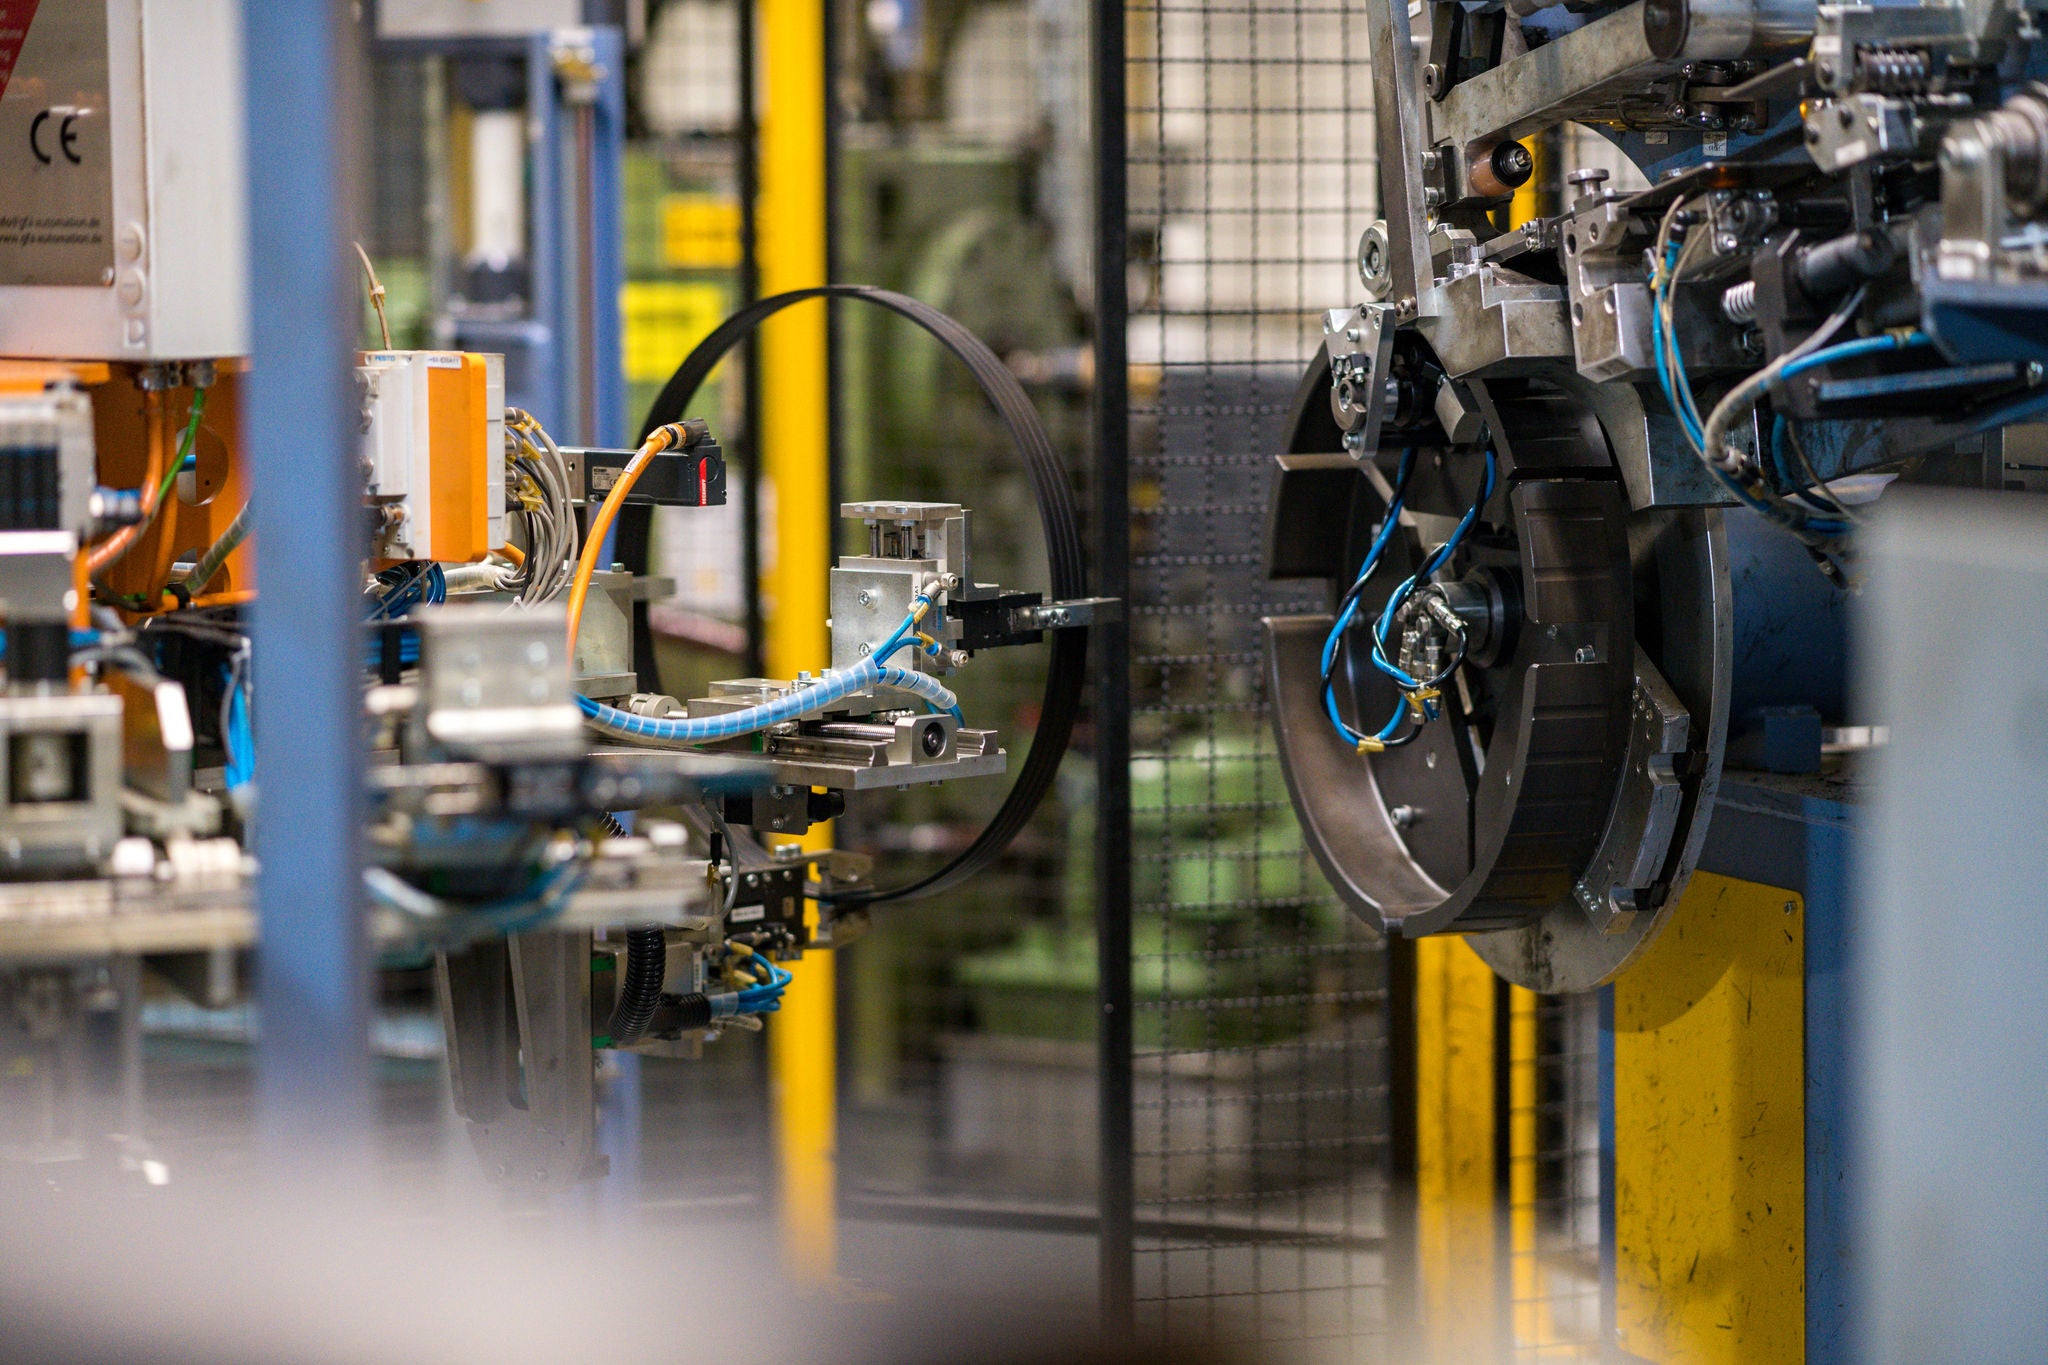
[1614,872,1805,1362]
[1413,936,1500,1362]
[757,0,836,1286]
[1505,985,1540,1348]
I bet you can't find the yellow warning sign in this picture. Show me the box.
[621,280,729,385]
[661,195,743,270]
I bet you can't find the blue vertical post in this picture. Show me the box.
[526,26,625,448]
[245,0,372,1151]
[524,34,565,433]
[583,27,626,449]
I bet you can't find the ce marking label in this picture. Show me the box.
[29,109,85,166]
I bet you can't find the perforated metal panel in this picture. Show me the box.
[1122,0,1392,1351]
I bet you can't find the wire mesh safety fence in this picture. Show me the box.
[1505,990,1607,1362]
[1117,0,1393,1354]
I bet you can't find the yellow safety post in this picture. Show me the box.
[1508,131,1552,229]
[1614,872,1805,1362]
[757,0,836,1287]
[1413,936,1500,1361]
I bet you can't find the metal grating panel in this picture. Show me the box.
[1507,990,1607,1361]
[1123,0,1390,1353]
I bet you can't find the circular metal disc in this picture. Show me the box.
[1267,347,1730,992]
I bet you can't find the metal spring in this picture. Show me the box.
[1721,280,1758,325]
[1857,46,1930,96]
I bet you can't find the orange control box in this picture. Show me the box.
[359,350,506,566]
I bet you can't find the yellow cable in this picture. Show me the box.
[353,242,392,351]
[726,942,764,986]
[564,421,699,650]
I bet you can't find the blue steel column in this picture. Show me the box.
[525,35,566,434]
[245,0,372,1146]
[584,27,626,448]
[525,27,624,447]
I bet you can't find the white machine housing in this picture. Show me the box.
[376,0,594,37]
[0,0,248,360]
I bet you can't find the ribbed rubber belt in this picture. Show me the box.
[624,285,1089,906]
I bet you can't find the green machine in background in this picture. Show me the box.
[827,138,1107,1194]
[830,137,1372,1203]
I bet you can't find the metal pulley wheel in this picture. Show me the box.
[1263,339,1730,992]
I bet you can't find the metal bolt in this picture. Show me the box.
[1566,167,1609,188]
[1575,645,1598,663]
[948,650,970,668]
[1389,804,1419,829]
[856,589,876,606]
[857,642,871,657]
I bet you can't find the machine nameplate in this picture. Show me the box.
[0,0,115,287]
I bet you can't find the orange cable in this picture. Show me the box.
[564,422,695,650]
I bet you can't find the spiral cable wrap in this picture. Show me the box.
[577,659,959,743]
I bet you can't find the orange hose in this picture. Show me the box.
[87,387,167,574]
[67,547,90,688]
[69,543,89,630]
[564,422,693,650]
[495,541,527,568]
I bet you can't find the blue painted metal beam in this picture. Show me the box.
[244,0,372,1148]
